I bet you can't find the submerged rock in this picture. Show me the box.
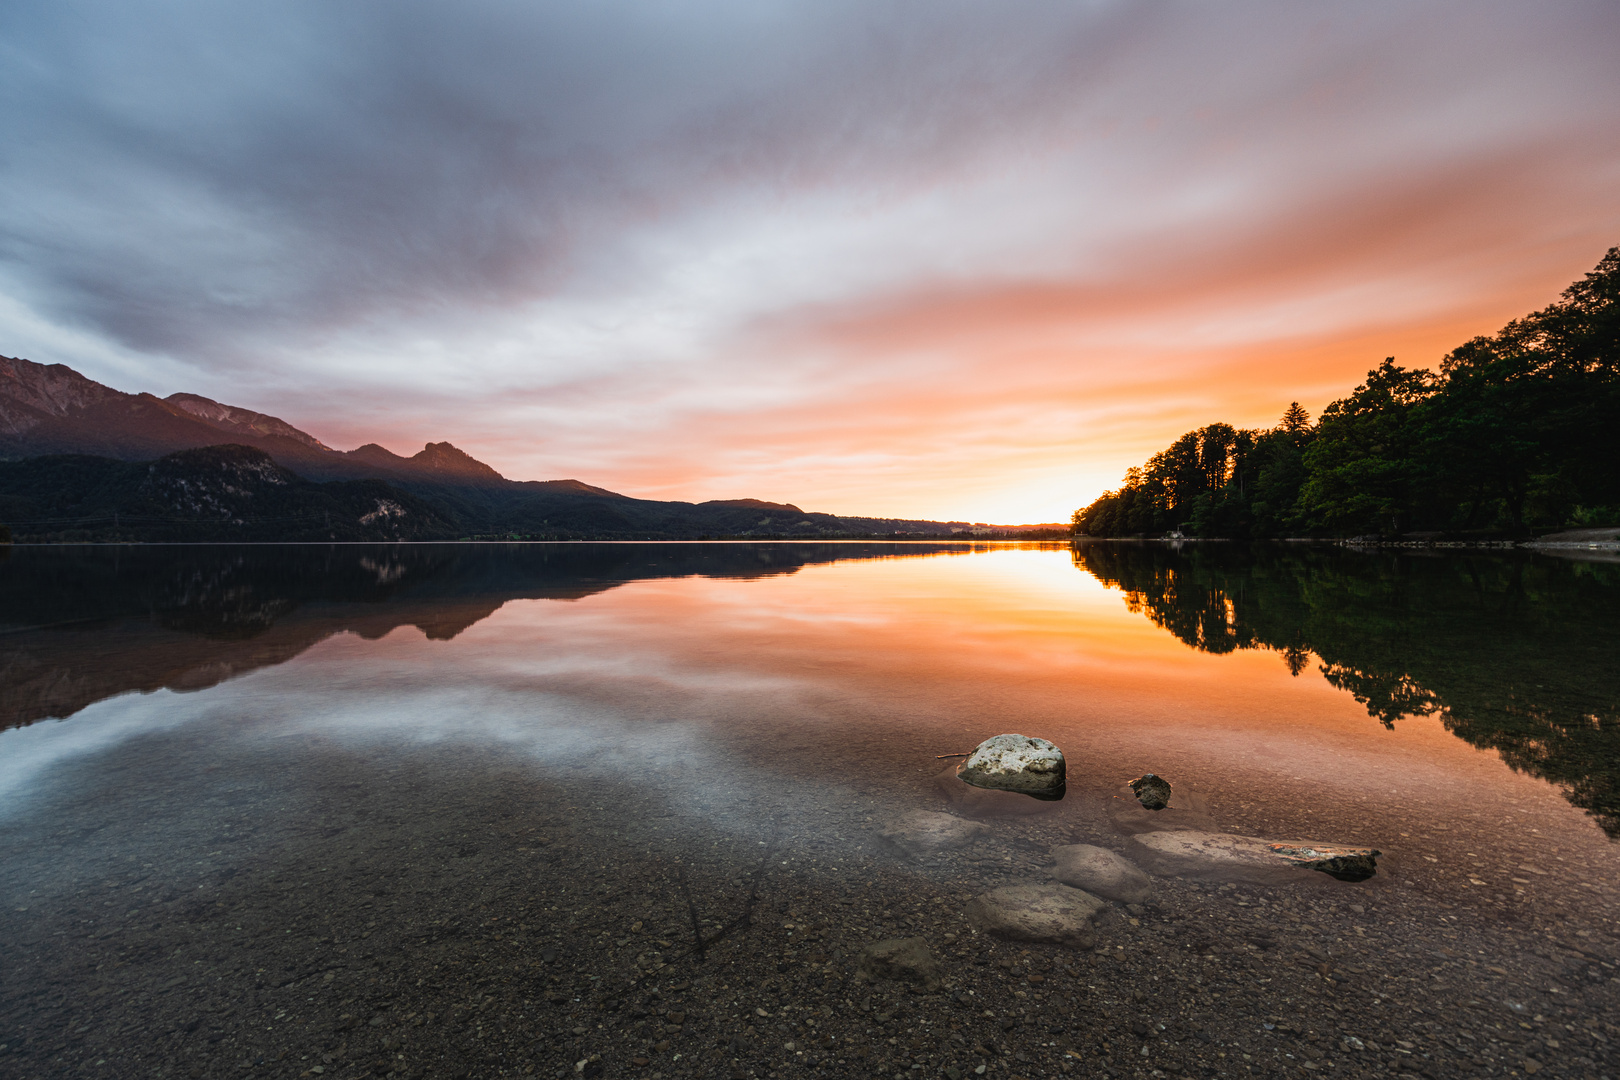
[1267,843,1382,882]
[880,810,991,857]
[964,883,1104,947]
[857,938,942,990]
[1109,785,1214,835]
[935,767,1060,818]
[1129,830,1381,884]
[1129,773,1173,810]
[1050,844,1153,904]
[957,734,1065,801]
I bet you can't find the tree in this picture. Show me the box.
[1074,251,1618,537]
[1297,359,1439,534]
[1280,401,1311,436]
[1430,246,1620,527]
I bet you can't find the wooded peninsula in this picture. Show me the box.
[1074,248,1620,539]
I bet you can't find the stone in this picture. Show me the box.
[856,938,942,990]
[1128,773,1172,810]
[964,884,1105,947]
[1129,830,1381,884]
[1268,843,1381,881]
[880,810,991,857]
[934,768,1060,818]
[957,734,1065,801]
[1050,844,1153,904]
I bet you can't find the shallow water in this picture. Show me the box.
[0,542,1616,1080]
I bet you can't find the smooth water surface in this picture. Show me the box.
[0,542,1615,1080]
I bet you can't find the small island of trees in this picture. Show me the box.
[1075,247,1620,539]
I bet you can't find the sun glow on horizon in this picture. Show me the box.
[2,2,1617,522]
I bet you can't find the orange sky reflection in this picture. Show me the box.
[276,547,1599,854]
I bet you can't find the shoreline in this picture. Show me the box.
[2,734,1615,1080]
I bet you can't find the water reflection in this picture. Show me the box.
[2,542,1616,1079]
[1073,541,1620,837]
[0,542,973,731]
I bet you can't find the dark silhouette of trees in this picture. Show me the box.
[1297,358,1439,534]
[1073,248,1620,538]
[1070,542,1620,837]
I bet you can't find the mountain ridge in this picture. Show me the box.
[0,353,1064,540]
[0,354,510,489]
[165,392,334,451]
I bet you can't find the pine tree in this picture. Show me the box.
[1280,401,1311,434]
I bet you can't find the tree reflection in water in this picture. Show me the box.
[1073,541,1620,837]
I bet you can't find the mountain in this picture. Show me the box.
[0,353,1061,541]
[0,354,280,462]
[0,354,508,488]
[0,444,455,543]
[165,392,333,450]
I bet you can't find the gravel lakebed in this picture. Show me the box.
[1,733,1617,1080]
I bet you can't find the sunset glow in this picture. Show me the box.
[3,2,1618,521]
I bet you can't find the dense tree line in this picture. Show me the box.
[1075,248,1620,538]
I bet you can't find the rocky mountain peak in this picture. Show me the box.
[165,393,333,451]
[0,355,128,417]
[411,441,505,482]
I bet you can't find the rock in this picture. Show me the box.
[1268,843,1381,881]
[964,884,1104,947]
[1050,844,1153,904]
[880,810,991,857]
[935,767,1060,818]
[856,938,942,990]
[1128,830,1381,884]
[957,734,1065,801]
[1128,773,1172,810]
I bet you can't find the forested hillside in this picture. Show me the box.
[1075,248,1620,538]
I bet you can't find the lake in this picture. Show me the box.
[0,541,1616,1080]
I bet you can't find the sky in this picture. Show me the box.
[2,1,1618,523]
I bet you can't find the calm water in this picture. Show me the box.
[0,542,1616,1080]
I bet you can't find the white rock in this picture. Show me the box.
[880,810,991,857]
[934,767,1060,818]
[957,734,1065,800]
[1050,844,1153,904]
[964,883,1104,947]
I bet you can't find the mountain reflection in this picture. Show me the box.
[1073,541,1620,837]
[0,542,969,731]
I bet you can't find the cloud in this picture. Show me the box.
[2,0,1618,518]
